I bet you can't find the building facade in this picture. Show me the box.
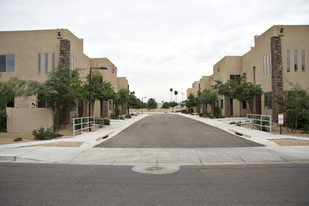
[0,29,129,130]
[188,25,309,120]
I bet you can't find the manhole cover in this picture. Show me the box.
[145,166,165,171]
[132,165,180,175]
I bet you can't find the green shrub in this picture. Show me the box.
[115,108,121,118]
[213,106,221,118]
[32,126,62,140]
[0,109,7,132]
[125,114,132,119]
[110,113,118,119]
[14,137,23,142]
[103,119,110,125]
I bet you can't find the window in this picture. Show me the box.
[302,50,305,72]
[45,53,48,75]
[242,101,247,109]
[38,54,41,75]
[269,52,272,74]
[264,92,272,109]
[37,93,47,108]
[230,75,240,80]
[263,55,266,75]
[294,50,298,72]
[0,54,15,72]
[287,50,290,72]
[266,53,269,75]
[220,99,223,109]
[52,53,55,72]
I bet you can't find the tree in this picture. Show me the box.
[168,101,178,108]
[0,77,27,132]
[146,98,157,109]
[128,92,144,109]
[275,84,309,133]
[116,89,130,114]
[185,93,197,113]
[82,71,116,117]
[200,89,218,115]
[212,74,262,114]
[27,65,83,129]
[174,90,178,103]
[170,88,173,102]
[0,77,27,108]
[161,102,170,108]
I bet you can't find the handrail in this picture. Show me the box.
[73,116,95,137]
[246,114,272,133]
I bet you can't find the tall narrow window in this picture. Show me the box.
[302,50,305,72]
[263,55,266,75]
[52,53,55,72]
[287,50,290,72]
[6,55,15,72]
[294,50,298,72]
[266,53,269,75]
[38,54,41,75]
[45,53,48,75]
[0,55,5,72]
[269,52,272,74]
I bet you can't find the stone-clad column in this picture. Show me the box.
[59,39,71,126]
[271,36,283,122]
[60,39,70,68]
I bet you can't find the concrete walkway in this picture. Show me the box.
[0,113,309,171]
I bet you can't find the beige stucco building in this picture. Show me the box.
[0,29,129,132]
[188,25,309,120]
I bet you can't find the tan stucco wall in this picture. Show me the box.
[188,25,309,117]
[117,77,129,91]
[6,107,54,133]
[0,29,128,123]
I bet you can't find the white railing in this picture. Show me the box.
[73,116,95,137]
[246,114,272,133]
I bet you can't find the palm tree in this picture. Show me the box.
[170,88,173,102]
[174,90,178,103]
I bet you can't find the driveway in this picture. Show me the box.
[96,114,262,148]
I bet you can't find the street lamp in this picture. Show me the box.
[141,97,147,114]
[88,67,108,119]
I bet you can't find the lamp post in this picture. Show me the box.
[141,97,147,114]
[89,67,108,129]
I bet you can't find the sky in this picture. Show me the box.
[1,0,309,103]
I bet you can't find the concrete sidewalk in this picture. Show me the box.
[0,113,308,170]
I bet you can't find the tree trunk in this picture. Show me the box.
[60,104,70,127]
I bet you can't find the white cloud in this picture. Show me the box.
[1,0,309,102]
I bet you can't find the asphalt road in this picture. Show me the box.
[96,114,262,148]
[0,163,308,205]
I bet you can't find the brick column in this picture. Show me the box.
[271,36,283,122]
[60,39,70,68]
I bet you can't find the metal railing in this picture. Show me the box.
[73,116,95,137]
[246,114,272,133]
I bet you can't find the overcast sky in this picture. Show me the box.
[1,0,309,103]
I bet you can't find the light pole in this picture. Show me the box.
[141,97,147,114]
[89,67,108,129]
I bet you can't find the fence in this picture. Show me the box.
[73,116,95,137]
[246,114,272,133]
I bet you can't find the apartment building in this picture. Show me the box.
[188,25,309,120]
[0,29,129,132]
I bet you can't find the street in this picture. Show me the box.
[0,163,308,205]
[96,114,262,148]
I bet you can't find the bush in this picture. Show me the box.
[125,114,132,119]
[0,109,7,132]
[103,119,110,125]
[32,126,62,140]
[110,113,118,119]
[14,137,23,142]
[213,106,221,118]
